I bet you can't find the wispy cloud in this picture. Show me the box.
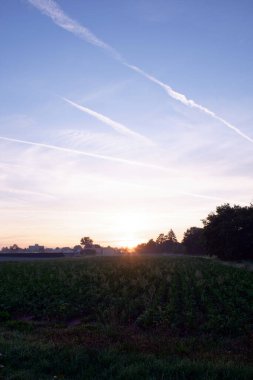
[0,187,55,199]
[2,135,246,206]
[27,0,121,59]
[0,135,170,172]
[63,98,153,145]
[0,132,251,248]
[57,129,150,158]
[27,0,253,145]
[126,64,253,144]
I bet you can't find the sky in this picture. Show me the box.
[0,0,253,248]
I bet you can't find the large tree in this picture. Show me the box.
[135,239,157,254]
[203,203,253,260]
[182,227,206,255]
[156,230,181,253]
[80,237,93,249]
[156,234,166,245]
[10,244,20,252]
[166,229,177,243]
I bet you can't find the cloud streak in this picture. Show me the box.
[1,136,240,204]
[0,135,169,172]
[126,64,253,144]
[63,98,153,145]
[27,0,120,59]
[27,0,253,145]
[1,187,55,199]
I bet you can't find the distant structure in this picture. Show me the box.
[93,244,103,255]
[101,246,122,256]
[0,240,123,257]
[28,244,44,253]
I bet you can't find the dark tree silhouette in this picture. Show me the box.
[136,230,183,254]
[135,240,156,255]
[144,239,157,253]
[80,237,93,249]
[166,229,177,243]
[73,245,82,253]
[10,244,20,251]
[182,227,206,255]
[203,203,253,260]
[156,234,166,245]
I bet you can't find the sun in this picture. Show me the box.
[112,213,147,248]
[117,238,140,249]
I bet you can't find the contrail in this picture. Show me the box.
[26,0,121,60]
[0,136,169,172]
[1,136,233,202]
[125,64,253,144]
[27,0,253,145]
[63,98,153,145]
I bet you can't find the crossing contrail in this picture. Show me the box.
[1,135,233,202]
[63,98,153,145]
[0,135,169,172]
[27,0,253,145]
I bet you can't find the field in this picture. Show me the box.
[0,256,252,379]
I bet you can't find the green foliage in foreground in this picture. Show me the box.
[0,333,252,380]
[0,257,252,379]
[0,257,252,335]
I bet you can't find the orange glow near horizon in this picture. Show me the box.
[116,239,141,249]
[107,213,150,249]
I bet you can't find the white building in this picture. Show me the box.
[28,244,44,253]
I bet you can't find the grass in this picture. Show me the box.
[0,336,252,380]
[0,256,252,379]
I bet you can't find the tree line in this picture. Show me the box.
[135,229,183,255]
[135,203,253,261]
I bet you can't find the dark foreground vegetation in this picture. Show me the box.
[0,256,252,379]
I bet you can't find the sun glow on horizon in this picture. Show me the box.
[107,213,149,249]
[116,239,142,249]
[1,1,252,250]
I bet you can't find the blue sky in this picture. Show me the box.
[0,0,253,248]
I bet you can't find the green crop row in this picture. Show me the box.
[0,257,252,335]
